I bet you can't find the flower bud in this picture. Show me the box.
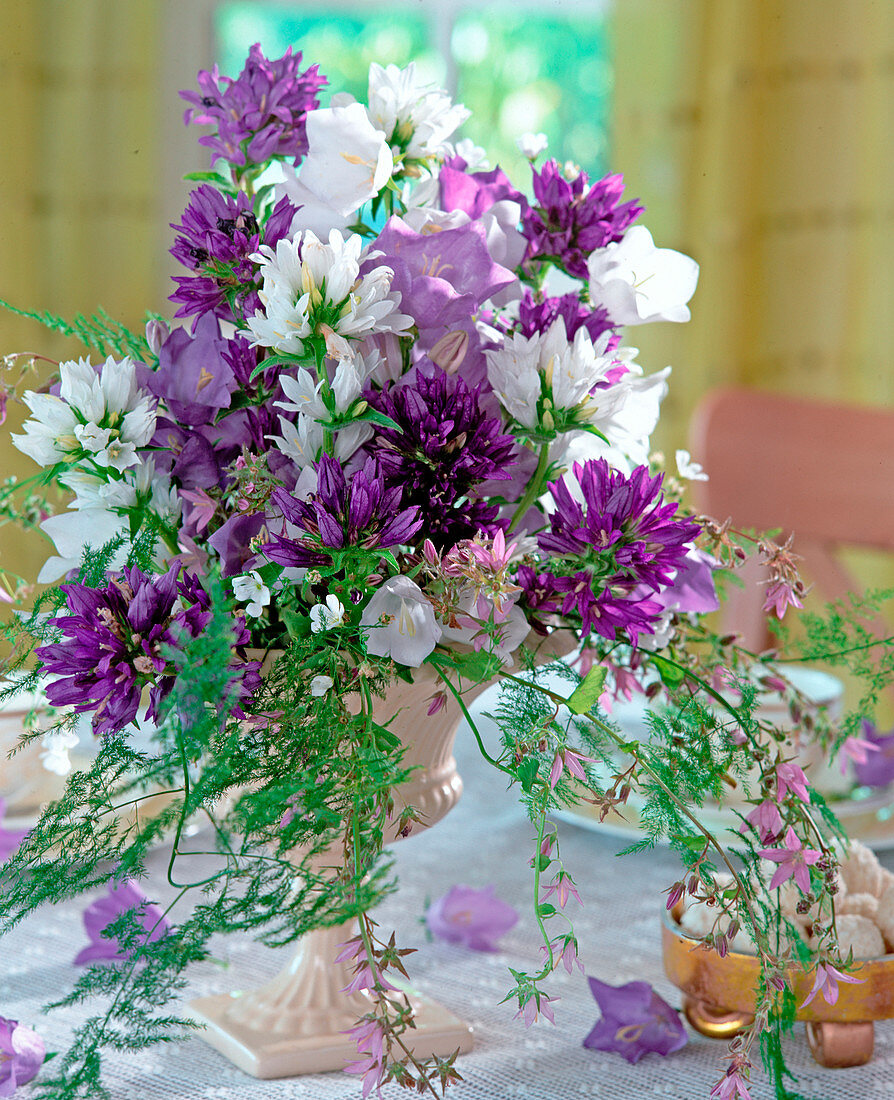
[428,329,469,374]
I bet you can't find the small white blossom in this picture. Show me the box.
[310,675,334,697]
[39,728,80,777]
[588,225,699,326]
[675,449,709,481]
[453,138,489,170]
[516,132,548,160]
[232,571,271,618]
[365,62,470,163]
[244,230,412,361]
[310,594,346,633]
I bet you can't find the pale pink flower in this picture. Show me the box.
[762,579,803,619]
[759,826,822,894]
[514,992,557,1027]
[741,799,783,843]
[548,747,594,789]
[837,735,880,776]
[775,761,811,804]
[542,870,582,908]
[801,961,864,1007]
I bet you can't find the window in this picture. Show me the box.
[215,1,612,179]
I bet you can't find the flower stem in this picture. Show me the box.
[507,443,551,534]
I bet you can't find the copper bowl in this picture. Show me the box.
[662,903,894,1067]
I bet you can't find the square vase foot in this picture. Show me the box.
[186,989,474,1079]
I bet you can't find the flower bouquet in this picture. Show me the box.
[1,43,892,1100]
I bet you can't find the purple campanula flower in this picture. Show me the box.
[207,511,266,577]
[148,312,236,426]
[74,878,172,966]
[522,162,643,280]
[515,289,618,349]
[170,186,298,322]
[583,976,687,1064]
[425,885,518,952]
[365,369,517,548]
[36,564,259,735]
[181,44,326,169]
[853,719,894,787]
[521,460,699,643]
[439,161,526,220]
[0,800,27,863]
[0,1015,45,1095]
[264,454,422,569]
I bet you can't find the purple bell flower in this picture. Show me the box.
[181,43,326,168]
[0,1015,45,1096]
[365,369,517,548]
[522,162,643,280]
[74,878,172,966]
[264,454,422,568]
[583,976,688,1064]
[425,885,518,952]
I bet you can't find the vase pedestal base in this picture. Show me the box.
[187,987,474,1080]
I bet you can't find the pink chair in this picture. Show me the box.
[688,389,894,649]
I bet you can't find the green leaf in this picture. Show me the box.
[652,654,687,690]
[281,610,309,641]
[566,665,607,714]
[517,757,540,793]
[355,409,403,432]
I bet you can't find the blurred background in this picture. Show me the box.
[1,0,893,593]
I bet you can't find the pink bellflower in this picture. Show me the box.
[759,826,822,894]
[801,961,864,1008]
[425,884,518,952]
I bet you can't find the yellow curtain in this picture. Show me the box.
[612,0,894,454]
[0,0,164,587]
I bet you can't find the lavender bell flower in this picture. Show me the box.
[264,454,422,569]
[583,976,688,1064]
[0,1015,45,1096]
[359,576,442,667]
[425,885,518,952]
[74,878,173,966]
[181,43,326,168]
[148,312,236,426]
[0,800,27,863]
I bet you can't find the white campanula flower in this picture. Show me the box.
[310,674,334,697]
[39,728,80,777]
[244,230,412,363]
[12,355,156,475]
[232,571,271,618]
[675,449,709,481]
[363,62,470,164]
[587,225,699,326]
[277,104,394,236]
[485,319,631,439]
[310,594,346,633]
[516,131,548,160]
[359,576,441,667]
[453,138,489,170]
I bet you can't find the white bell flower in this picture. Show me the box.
[675,449,709,481]
[359,576,441,667]
[39,728,80,777]
[310,674,334,697]
[365,62,470,163]
[516,132,548,159]
[587,225,699,326]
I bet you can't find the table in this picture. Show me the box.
[3,692,894,1099]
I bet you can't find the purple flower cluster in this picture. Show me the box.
[180,44,326,168]
[366,370,517,548]
[522,163,643,279]
[37,564,259,735]
[170,185,297,322]
[264,454,422,568]
[518,460,699,642]
[515,289,617,348]
[74,878,173,966]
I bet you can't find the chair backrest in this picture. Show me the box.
[689,388,894,647]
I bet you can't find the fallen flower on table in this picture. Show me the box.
[583,976,687,1064]
[0,800,27,863]
[73,878,172,966]
[0,1015,45,1096]
[424,884,518,952]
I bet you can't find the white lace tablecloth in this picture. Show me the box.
[3,689,894,1100]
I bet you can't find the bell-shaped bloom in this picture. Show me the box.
[800,961,864,1008]
[588,225,699,326]
[74,878,173,966]
[852,719,894,788]
[0,1015,45,1095]
[360,576,441,667]
[583,976,688,1064]
[425,884,518,952]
